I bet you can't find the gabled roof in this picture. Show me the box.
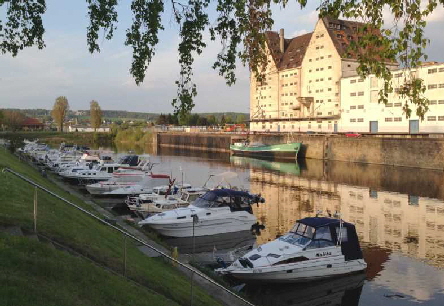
[21,117,44,126]
[322,16,396,63]
[265,31,312,70]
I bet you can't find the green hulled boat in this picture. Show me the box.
[230,141,301,161]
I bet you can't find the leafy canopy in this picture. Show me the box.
[1,0,443,119]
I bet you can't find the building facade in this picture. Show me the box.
[249,17,399,133]
[340,62,444,133]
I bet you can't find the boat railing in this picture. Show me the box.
[2,167,255,306]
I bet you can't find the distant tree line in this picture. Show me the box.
[155,113,247,126]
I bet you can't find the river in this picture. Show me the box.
[135,147,444,306]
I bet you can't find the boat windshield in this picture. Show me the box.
[192,191,219,208]
[279,222,315,246]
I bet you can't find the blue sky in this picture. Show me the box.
[1,1,444,113]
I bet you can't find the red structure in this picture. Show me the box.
[21,118,44,130]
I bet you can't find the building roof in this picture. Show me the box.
[322,16,396,63]
[21,118,44,126]
[265,31,312,70]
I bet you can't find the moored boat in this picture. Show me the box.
[138,188,265,237]
[217,217,367,282]
[230,141,301,161]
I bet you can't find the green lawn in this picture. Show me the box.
[0,148,221,306]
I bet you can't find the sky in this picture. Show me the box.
[1,1,444,113]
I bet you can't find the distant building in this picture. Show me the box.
[249,17,398,133]
[21,118,44,130]
[68,125,110,133]
[340,62,444,133]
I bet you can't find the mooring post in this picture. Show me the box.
[33,186,37,233]
[123,235,127,277]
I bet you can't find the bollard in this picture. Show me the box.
[171,247,179,267]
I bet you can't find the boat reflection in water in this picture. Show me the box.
[242,272,365,306]
[163,229,258,264]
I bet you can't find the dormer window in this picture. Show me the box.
[337,34,343,39]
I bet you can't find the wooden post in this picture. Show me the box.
[123,235,127,277]
[33,186,37,233]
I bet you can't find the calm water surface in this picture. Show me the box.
[145,147,444,306]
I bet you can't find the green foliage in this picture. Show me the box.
[89,100,102,130]
[51,96,69,132]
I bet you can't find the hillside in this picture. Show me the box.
[0,149,221,306]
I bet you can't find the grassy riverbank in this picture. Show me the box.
[0,149,220,306]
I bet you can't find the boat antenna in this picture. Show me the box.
[202,174,214,188]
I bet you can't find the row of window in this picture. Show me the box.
[428,67,444,74]
[386,103,403,107]
[310,77,333,83]
[315,33,325,39]
[427,116,444,121]
[317,111,334,116]
[281,92,297,96]
[308,55,333,62]
[349,118,365,122]
[316,99,333,103]
[350,79,364,84]
[384,117,403,122]
[280,102,294,106]
[281,72,297,78]
[350,105,364,110]
[309,66,332,72]
[281,82,297,87]
[350,92,365,96]
[427,84,444,90]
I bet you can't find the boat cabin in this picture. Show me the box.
[286,217,364,261]
[192,189,264,213]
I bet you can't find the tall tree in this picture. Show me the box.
[1,1,443,118]
[51,96,69,132]
[2,110,26,131]
[90,100,102,131]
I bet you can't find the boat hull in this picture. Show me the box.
[143,215,257,237]
[223,258,367,283]
[230,142,301,161]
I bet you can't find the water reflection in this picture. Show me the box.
[244,273,365,306]
[229,156,444,305]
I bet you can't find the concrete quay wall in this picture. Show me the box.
[155,132,444,170]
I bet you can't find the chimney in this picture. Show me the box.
[279,28,285,53]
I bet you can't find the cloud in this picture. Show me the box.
[291,29,309,37]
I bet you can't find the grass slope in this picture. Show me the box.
[0,148,220,306]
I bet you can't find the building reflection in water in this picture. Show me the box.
[231,156,444,303]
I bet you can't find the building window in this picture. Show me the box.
[358,79,364,82]
[386,103,393,107]
[385,118,393,122]
[358,91,364,96]
[328,54,332,58]
[394,117,402,122]
[438,116,444,121]
[428,116,437,121]
[350,105,356,109]
[350,79,356,84]
[430,100,437,105]
[357,118,364,122]
[328,112,333,115]
[317,112,322,115]
[439,100,444,104]
[358,105,364,109]
[394,103,402,107]
[439,84,444,88]
[350,92,356,97]
[328,99,332,102]
[350,119,356,122]
[309,59,312,62]
[328,88,332,91]
[328,66,332,69]
[428,68,438,74]
[439,67,444,72]
[328,77,332,80]
[428,84,437,90]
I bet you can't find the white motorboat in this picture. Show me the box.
[126,186,207,215]
[138,188,265,237]
[86,172,170,195]
[217,217,367,282]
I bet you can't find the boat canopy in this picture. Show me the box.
[192,189,256,211]
[291,217,364,261]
